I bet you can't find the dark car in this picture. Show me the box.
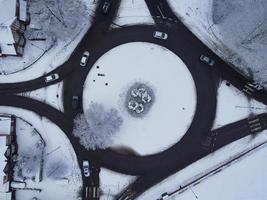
[200,55,215,66]
[72,96,79,109]
[102,1,112,15]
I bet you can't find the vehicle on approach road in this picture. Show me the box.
[72,96,80,109]
[246,82,264,91]
[83,160,90,177]
[80,51,90,67]
[199,55,215,66]
[153,31,168,40]
[45,73,59,83]
[102,1,112,15]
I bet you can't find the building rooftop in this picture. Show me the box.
[0,115,12,136]
[0,0,17,26]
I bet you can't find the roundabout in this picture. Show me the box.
[82,42,197,156]
[0,1,266,198]
[66,24,218,174]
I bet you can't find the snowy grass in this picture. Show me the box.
[83,42,196,155]
[168,0,267,85]
[213,80,267,129]
[100,168,136,200]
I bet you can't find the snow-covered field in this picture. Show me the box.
[168,0,267,85]
[213,80,267,129]
[0,0,97,83]
[0,108,82,200]
[139,137,267,200]
[113,0,154,27]
[136,79,267,200]
[172,143,267,200]
[83,42,196,155]
[100,168,136,200]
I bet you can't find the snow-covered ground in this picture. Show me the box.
[0,0,97,83]
[113,0,154,27]
[18,82,64,112]
[139,137,267,200]
[100,168,136,200]
[213,80,267,129]
[83,42,196,155]
[0,109,82,200]
[14,118,45,181]
[172,143,267,200]
[137,79,267,200]
[168,0,267,85]
[96,79,267,199]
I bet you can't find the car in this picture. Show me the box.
[83,160,90,177]
[247,82,264,91]
[160,192,169,200]
[80,51,90,67]
[45,73,59,83]
[199,55,215,66]
[102,1,112,15]
[71,96,79,109]
[153,31,168,40]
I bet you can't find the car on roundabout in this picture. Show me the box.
[199,55,215,66]
[44,73,59,83]
[80,51,90,67]
[153,31,168,40]
[102,1,112,15]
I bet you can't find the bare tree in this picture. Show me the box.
[73,103,123,150]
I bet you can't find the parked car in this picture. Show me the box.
[199,55,215,66]
[153,31,168,40]
[160,192,169,200]
[45,73,59,83]
[83,160,90,177]
[102,1,112,15]
[72,96,79,109]
[80,51,90,67]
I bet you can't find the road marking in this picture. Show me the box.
[157,5,165,18]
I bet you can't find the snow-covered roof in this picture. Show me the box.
[0,24,16,44]
[0,192,12,200]
[0,0,17,55]
[0,116,12,136]
[19,0,28,22]
[0,0,17,26]
[0,43,17,55]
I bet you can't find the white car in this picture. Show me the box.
[153,31,168,40]
[80,51,90,67]
[160,192,169,200]
[83,160,90,177]
[45,73,59,83]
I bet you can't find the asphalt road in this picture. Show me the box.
[1,0,267,199]
[0,0,121,94]
[63,23,219,173]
